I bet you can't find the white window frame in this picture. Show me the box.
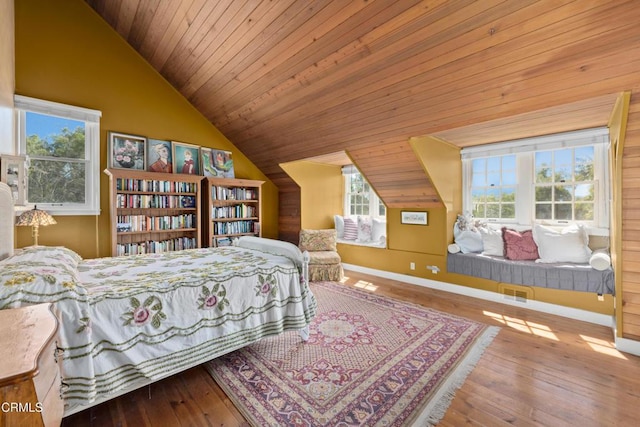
[467,154,518,222]
[14,95,101,215]
[461,127,610,234]
[342,165,386,219]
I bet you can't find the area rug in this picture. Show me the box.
[206,281,499,426]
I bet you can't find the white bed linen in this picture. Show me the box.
[0,245,316,413]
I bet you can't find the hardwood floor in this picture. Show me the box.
[62,269,640,426]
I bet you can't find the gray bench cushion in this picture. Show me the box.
[447,252,614,295]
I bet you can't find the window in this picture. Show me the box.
[470,155,516,220]
[342,165,386,218]
[14,95,102,215]
[462,128,609,231]
[534,146,596,222]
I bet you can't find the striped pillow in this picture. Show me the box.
[343,217,358,240]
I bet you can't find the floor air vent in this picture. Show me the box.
[499,284,533,303]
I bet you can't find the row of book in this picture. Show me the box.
[116,178,198,193]
[212,220,257,236]
[212,204,257,219]
[211,186,258,201]
[116,214,197,232]
[116,194,196,209]
[115,237,198,256]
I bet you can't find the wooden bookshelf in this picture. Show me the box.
[104,169,202,256]
[202,177,263,247]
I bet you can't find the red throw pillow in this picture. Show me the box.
[502,227,539,260]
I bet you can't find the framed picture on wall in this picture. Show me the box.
[0,155,27,206]
[108,131,146,170]
[401,211,428,225]
[146,139,173,173]
[200,148,235,178]
[172,141,201,175]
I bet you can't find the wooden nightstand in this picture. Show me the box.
[0,303,63,427]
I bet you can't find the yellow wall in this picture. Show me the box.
[410,135,462,245]
[14,0,278,257]
[280,160,342,229]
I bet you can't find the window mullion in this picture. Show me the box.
[516,153,532,225]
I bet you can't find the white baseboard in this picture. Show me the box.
[342,263,614,328]
[615,336,640,357]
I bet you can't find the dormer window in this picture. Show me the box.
[342,165,386,219]
[462,127,610,233]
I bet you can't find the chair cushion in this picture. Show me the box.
[299,229,337,252]
[307,250,341,265]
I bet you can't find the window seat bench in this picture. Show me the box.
[447,252,615,295]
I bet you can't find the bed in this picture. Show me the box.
[0,184,317,416]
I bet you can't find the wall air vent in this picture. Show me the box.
[498,284,533,303]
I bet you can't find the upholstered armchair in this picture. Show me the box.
[299,229,344,282]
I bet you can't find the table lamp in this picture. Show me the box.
[16,205,57,246]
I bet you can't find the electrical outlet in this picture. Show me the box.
[410,262,415,270]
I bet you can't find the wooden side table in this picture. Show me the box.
[0,303,63,427]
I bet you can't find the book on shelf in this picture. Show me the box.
[116,194,196,209]
[181,195,196,208]
[211,186,258,201]
[215,237,233,247]
[116,236,197,256]
[213,220,256,235]
[212,203,256,219]
[117,222,132,232]
[116,214,196,232]
[116,178,197,193]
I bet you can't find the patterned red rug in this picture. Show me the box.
[206,281,499,426]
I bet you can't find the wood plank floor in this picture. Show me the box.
[62,269,640,426]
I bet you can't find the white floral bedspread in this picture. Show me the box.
[0,245,317,413]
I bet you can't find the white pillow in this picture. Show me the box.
[334,215,344,238]
[454,230,483,254]
[235,236,303,268]
[357,216,372,242]
[372,218,386,242]
[589,249,611,271]
[479,227,504,256]
[533,224,592,263]
[448,243,461,254]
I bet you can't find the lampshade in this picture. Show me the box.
[17,205,57,246]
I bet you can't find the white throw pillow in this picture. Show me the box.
[479,227,504,256]
[454,229,483,254]
[533,224,592,263]
[334,215,344,238]
[589,249,611,271]
[371,218,386,243]
[357,216,372,242]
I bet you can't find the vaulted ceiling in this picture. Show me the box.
[85,0,638,211]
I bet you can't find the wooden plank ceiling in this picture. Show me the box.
[85,0,638,209]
